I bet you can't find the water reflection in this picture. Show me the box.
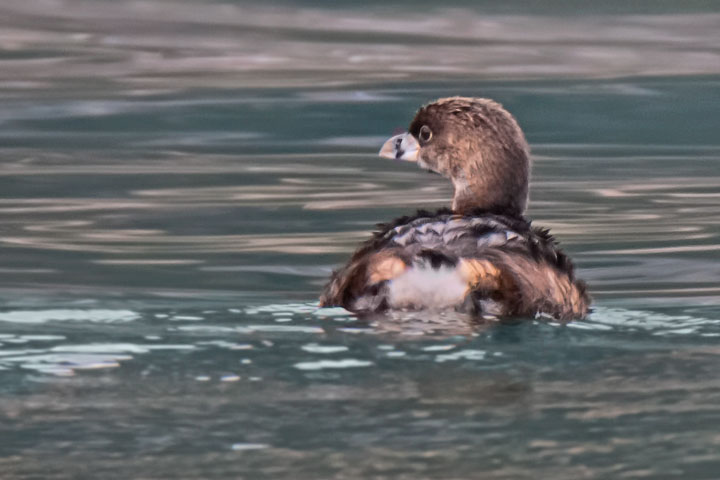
[2,1,720,92]
[0,300,719,477]
[1,142,718,301]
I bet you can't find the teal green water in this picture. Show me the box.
[1,1,720,478]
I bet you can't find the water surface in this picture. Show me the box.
[1,1,720,478]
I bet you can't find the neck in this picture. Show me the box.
[451,177,527,217]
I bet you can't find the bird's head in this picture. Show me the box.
[379,97,531,216]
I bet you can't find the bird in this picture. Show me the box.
[319,97,590,321]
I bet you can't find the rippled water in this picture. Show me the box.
[1,1,720,478]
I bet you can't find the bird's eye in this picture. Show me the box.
[418,125,432,143]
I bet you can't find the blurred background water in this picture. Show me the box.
[1,1,720,478]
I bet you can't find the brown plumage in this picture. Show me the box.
[320,97,590,320]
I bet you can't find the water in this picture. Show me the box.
[1,1,720,478]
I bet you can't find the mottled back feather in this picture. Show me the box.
[320,208,590,320]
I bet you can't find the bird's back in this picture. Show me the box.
[320,208,590,320]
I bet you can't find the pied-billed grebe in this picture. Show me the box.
[320,97,590,320]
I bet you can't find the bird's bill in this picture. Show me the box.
[378,132,419,162]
